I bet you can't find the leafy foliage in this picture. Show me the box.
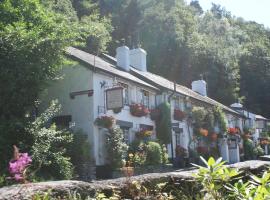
[27,100,73,180]
[194,156,240,199]
[155,102,172,144]
[145,141,163,165]
[67,130,91,179]
[106,126,128,169]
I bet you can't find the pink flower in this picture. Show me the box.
[8,151,32,182]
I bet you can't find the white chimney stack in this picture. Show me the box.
[191,80,207,96]
[116,45,130,71]
[130,48,147,72]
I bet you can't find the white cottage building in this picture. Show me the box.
[102,45,247,164]
[41,44,268,178]
[40,46,159,176]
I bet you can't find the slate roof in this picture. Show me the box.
[66,47,158,91]
[130,67,242,116]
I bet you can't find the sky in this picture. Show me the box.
[186,0,270,28]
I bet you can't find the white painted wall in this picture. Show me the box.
[40,63,95,159]
[92,72,157,165]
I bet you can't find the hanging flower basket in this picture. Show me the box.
[199,128,209,137]
[261,140,269,145]
[130,103,149,117]
[173,109,186,121]
[210,132,218,141]
[135,129,153,139]
[95,115,115,129]
[150,109,160,121]
[227,127,238,135]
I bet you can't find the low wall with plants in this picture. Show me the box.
[1,159,270,200]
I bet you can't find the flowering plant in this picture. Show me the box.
[199,128,208,137]
[9,145,32,183]
[173,109,186,121]
[261,140,269,145]
[227,127,238,135]
[135,129,153,139]
[130,103,149,117]
[95,115,115,129]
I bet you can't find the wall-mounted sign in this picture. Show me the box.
[106,87,123,110]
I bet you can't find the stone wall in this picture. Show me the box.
[0,160,269,200]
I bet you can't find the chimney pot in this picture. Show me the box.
[191,80,207,96]
[116,45,130,71]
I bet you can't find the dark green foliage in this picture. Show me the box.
[0,0,111,178]
[243,138,254,160]
[101,1,270,118]
[28,101,73,180]
[213,106,228,134]
[155,102,172,144]
[106,126,128,169]
[145,141,162,165]
[67,130,91,179]
[0,0,76,175]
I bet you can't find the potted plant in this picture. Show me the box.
[173,109,186,121]
[130,103,149,117]
[95,115,115,129]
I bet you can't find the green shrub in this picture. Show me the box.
[145,141,162,165]
[67,130,91,179]
[161,144,169,164]
[155,102,172,144]
[253,145,264,157]
[106,126,128,169]
[243,138,254,160]
[28,100,73,180]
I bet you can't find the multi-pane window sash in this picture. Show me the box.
[119,82,129,105]
[141,90,150,108]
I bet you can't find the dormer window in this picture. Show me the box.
[119,82,129,105]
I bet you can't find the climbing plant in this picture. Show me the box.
[155,102,172,144]
[213,106,228,134]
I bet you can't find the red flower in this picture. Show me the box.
[228,127,238,135]
[130,103,149,117]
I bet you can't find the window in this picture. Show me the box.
[120,127,130,144]
[174,128,183,146]
[141,90,150,108]
[174,97,180,109]
[52,115,72,129]
[175,132,181,146]
[119,82,129,105]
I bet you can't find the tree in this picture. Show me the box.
[0,0,111,175]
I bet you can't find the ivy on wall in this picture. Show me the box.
[213,106,228,134]
[155,102,172,144]
[192,106,228,137]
